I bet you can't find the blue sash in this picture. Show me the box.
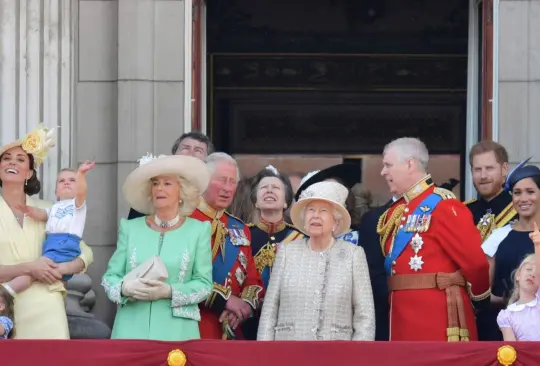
[384,193,443,275]
[338,230,359,245]
[261,266,271,289]
[212,215,246,285]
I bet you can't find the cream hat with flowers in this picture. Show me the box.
[290,181,351,237]
[123,153,210,215]
[0,123,56,167]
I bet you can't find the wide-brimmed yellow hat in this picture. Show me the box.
[0,124,56,167]
[123,154,210,215]
[291,181,351,237]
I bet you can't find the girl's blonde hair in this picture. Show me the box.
[508,253,536,304]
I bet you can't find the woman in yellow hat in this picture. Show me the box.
[0,125,93,339]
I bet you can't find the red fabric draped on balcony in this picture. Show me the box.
[0,340,537,366]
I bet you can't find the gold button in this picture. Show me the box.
[392,261,396,266]
[391,270,396,275]
[404,208,409,213]
[401,217,406,221]
[270,236,275,240]
[399,225,404,229]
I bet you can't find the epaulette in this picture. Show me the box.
[286,222,305,234]
[224,211,248,225]
[463,198,477,206]
[433,187,456,200]
[247,223,255,228]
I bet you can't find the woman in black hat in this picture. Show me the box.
[480,157,540,340]
[295,164,362,244]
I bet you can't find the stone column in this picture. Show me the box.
[0,0,73,198]
[497,0,540,167]
[76,0,192,325]
[116,0,191,211]
[75,0,119,326]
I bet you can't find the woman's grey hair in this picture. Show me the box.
[301,203,344,238]
[149,176,201,217]
[383,137,429,172]
[206,152,241,181]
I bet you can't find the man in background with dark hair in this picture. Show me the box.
[127,131,213,220]
[170,131,214,158]
[466,140,516,240]
[465,140,516,342]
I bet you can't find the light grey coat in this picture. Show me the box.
[257,238,375,341]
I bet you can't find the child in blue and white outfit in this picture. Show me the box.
[3,161,95,297]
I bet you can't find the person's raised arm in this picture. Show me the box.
[75,160,96,208]
[529,222,540,285]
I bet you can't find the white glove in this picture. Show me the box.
[121,278,148,298]
[131,279,172,301]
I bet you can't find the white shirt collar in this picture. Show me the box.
[507,296,538,312]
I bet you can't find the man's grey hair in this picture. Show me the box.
[384,137,429,172]
[206,152,241,181]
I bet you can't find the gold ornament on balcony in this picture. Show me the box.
[167,349,187,366]
[497,345,517,366]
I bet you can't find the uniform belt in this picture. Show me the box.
[388,271,470,342]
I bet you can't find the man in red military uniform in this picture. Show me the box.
[378,138,490,341]
[191,152,264,339]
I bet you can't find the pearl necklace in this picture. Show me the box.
[154,214,180,228]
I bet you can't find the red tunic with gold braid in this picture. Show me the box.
[190,199,264,339]
[377,175,490,341]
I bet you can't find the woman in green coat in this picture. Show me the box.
[102,154,213,341]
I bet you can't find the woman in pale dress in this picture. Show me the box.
[257,181,375,341]
[0,125,93,339]
[102,154,213,341]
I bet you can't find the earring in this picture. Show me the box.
[284,203,288,209]
[25,179,28,186]
[179,199,183,204]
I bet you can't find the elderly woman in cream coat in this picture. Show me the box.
[257,181,375,341]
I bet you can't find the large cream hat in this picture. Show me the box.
[0,123,56,167]
[291,181,351,237]
[123,153,210,215]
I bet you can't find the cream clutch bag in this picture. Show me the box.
[123,255,168,282]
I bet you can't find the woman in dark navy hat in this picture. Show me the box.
[295,164,362,244]
[480,157,540,340]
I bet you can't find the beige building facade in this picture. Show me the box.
[0,0,538,325]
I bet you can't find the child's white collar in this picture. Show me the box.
[507,295,538,312]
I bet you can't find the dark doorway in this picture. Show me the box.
[205,0,470,202]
